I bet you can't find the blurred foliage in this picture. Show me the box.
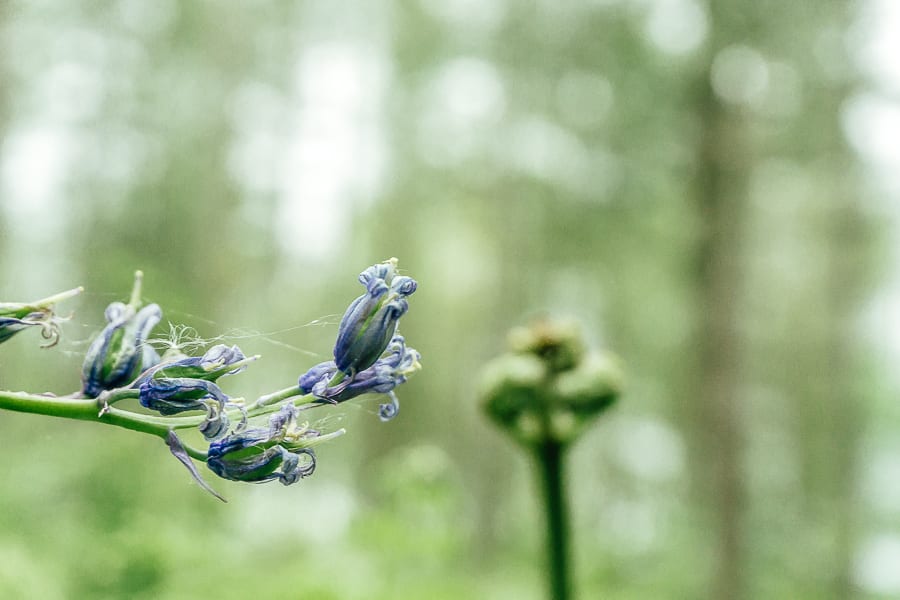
[0,0,897,598]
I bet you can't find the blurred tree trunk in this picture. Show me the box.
[823,199,866,599]
[693,113,747,600]
[794,22,871,589]
[692,6,750,599]
[818,78,872,595]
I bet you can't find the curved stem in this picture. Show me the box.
[0,391,96,420]
[0,383,327,459]
[327,370,347,388]
[251,385,302,409]
[98,388,140,406]
[0,390,207,460]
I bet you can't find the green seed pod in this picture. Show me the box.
[480,318,622,448]
[507,317,585,374]
[481,353,547,443]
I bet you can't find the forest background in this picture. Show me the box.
[2,1,900,598]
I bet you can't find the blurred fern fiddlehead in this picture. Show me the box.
[480,318,622,600]
[0,258,421,501]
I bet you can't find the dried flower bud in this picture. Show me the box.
[206,405,321,485]
[507,317,585,373]
[135,344,253,439]
[138,377,229,415]
[134,344,249,387]
[82,302,162,397]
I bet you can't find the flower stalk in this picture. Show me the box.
[479,317,622,600]
[536,440,570,600]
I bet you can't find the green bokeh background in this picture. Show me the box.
[1,1,899,598]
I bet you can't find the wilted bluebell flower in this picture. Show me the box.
[297,360,338,395]
[133,344,248,387]
[136,344,252,439]
[299,335,421,420]
[82,302,162,397]
[0,313,53,345]
[206,405,322,485]
[333,257,417,376]
[139,377,229,415]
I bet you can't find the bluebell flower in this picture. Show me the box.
[135,344,252,439]
[206,405,321,485]
[139,376,238,441]
[297,360,336,395]
[133,344,248,387]
[333,258,417,376]
[299,335,421,420]
[139,377,229,415]
[82,302,162,397]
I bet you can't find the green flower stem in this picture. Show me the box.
[128,270,144,308]
[98,388,140,405]
[246,396,320,420]
[298,427,347,447]
[30,286,85,307]
[327,370,346,387]
[0,384,330,460]
[250,385,301,409]
[0,390,207,460]
[251,373,353,411]
[205,355,260,379]
[95,392,321,433]
[0,390,96,420]
[161,396,320,430]
[534,440,572,600]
